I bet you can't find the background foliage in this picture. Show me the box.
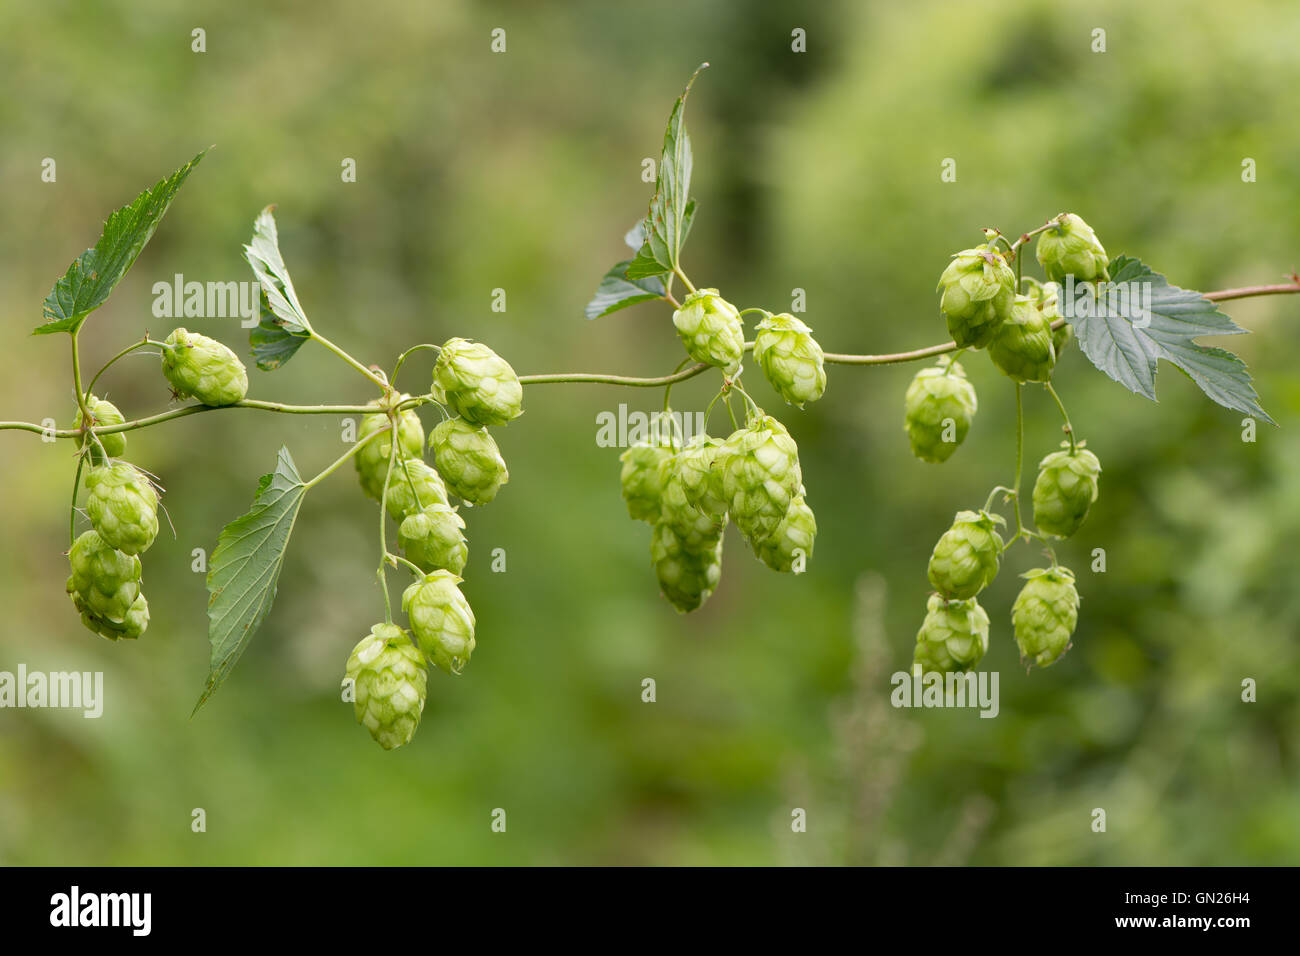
[1,0,1298,864]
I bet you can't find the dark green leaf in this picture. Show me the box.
[194,446,307,714]
[1071,255,1272,423]
[626,199,696,280]
[640,65,707,275]
[248,291,311,370]
[585,260,666,320]
[242,206,314,370]
[35,149,208,335]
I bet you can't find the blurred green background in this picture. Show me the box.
[2,0,1298,865]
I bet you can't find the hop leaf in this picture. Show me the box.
[1012,566,1080,668]
[914,594,990,674]
[85,461,159,556]
[402,570,477,676]
[344,624,428,750]
[1032,445,1101,538]
[927,510,1004,600]
[429,418,509,506]
[753,313,827,407]
[160,328,249,407]
[903,359,977,463]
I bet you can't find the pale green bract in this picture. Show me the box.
[672,288,745,373]
[927,510,1003,600]
[85,461,159,555]
[66,529,141,625]
[913,594,990,674]
[431,338,523,426]
[1012,566,1080,668]
[345,623,428,751]
[402,570,477,675]
[429,418,509,505]
[753,312,826,407]
[161,328,249,406]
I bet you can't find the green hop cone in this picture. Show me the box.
[903,359,977,464]
[344,623,428,750]
[753,312,827,407]
[66,530,141,624]
[71,590,149,641]
[1035,213,1109,284]
[721,415,803,543]
[429,418,509,505]
[85,461,159,555]
[927,509,1004,600]
[160,328,249,406]
[650,520,724,613]
[431,338,523,426]
[937,245,1016,349]
[656,452,727,550]
[383,459,449,522]
[913,594,990,674]
[672,288,745,374]
[988,294,1056,384]
[402,570,477,676]
[355,397,425,502]
[619,439,674,524]
[73,395,127,463]
[754,495,816,573]
[1012,566,1080,669]
[398,503,468,575]
[675,434,729,517]
[1032,444,1101,538]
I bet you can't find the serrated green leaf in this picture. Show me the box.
[626,199,696,280]
[194,446,307,714]
[1071,255,1272,423]
[585,260,666,320]
[641,65,707,276]
[242,207,313,371]
[624,220,648,252]
[35,150,208,335]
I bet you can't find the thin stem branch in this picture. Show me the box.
[391,343,441,386]
[303,426,386,490]
[85,337,160,396]
[1043,382,1076,453]
[70,334,90,425]
[311,330,390,391]
[69,454,85,548]
[1012,383,1025,539]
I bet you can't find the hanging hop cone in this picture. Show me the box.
[431,338,523,426]
[753,312,827,407]
[71,590,149,641]
[1026,280,1072,356]
[73,394,127,463]
[721,415,803,544]
[650,520,725,613]
[399,503,468,575]
[913,594,990,674]
[927,509,1004,600]
[355,396,426,502]
[675,434,730,517]
[619,439,675,524]
[1012,566,1080,669]
[937,244,1016,349]
[429,418,509,505]
[1036,213,1109,284]
[383,459,449,522]
[988,294,1056,384]
[344,623,428,750]
[656,451,726,549]
[85,461,159,555]
[903,358,977,464]
[66,530,142,625]
[1032,444,1101,538]
[672,288,745,374]
[160,328,249,407]
[754,495,817,573]
[403,570,477,676]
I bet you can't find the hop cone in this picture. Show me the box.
[73,395,127,463]
[913,594,990,674]
[1012,566,1080,669]
[66,530,141,624]
[85,461,159,555]
[657,453,726,547]
[650,520,724,613]
[431,338,523,426]
[1032,445,1101,538]
[754,495,816,573]
[753,313,826,407]
[988,294,1056,384]
[355,397,425,502]
[619,440,674,524]
[721,416,803,543]
[398,503,468,575]
[160,328,248,406]
[903,359,977,463]
[402,570,477,675]
[384,459,449,522]
[937,245,1016,348]
[1025,280,1072,356]
[672,288,745,374]
[675,434,729,517]
[927,509,1004,599]
[1036,213,1109,284]
[345,623,428,750]
[429,418,509,505]
[72,590,149,641]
